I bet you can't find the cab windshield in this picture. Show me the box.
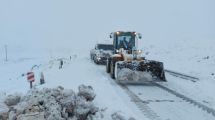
[117,35,135,50]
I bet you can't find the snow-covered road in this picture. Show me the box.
[128,83,214,120]
[0,53,215,120]
[1,53,215,120]
[39,56,148,119]
[41,55,215,120]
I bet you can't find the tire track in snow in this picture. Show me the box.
[97,65,158,120]
[94,61,215,119]
[120,84,162,120]
[122,82,215,119]
[153,83,215,117]
[162,70,215,116]
[165,69,199,82]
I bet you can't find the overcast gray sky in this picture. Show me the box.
[0,0,215,50]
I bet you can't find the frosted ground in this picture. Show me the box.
[0,38,214,119]
[0,0,215,119]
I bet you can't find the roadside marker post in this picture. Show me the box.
[27,72,35,89]
[40,72,45,85]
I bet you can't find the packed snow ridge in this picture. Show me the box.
[0,85,98,120]
[0,85,136,120]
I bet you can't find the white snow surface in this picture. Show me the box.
[0,55,146,119]
[0,47,215,119]
[0,0,215,120]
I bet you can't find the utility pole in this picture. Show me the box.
[5,45,8,61]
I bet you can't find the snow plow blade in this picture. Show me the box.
[115,60,166,84]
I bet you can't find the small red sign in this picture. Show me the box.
[27,72,35,82]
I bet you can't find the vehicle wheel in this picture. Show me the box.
[110,61,115,79]
[90,54,93,60]
[106,58,111,73]
[94,58,99,64]
[160,70,166,81]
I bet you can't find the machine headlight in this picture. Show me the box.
[116,31,120,35]
[133,50,142,54]
[137,50,142,54]
[97,57,101,60]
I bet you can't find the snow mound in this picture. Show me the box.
[117,68,153,81]
[111,112,136,120]
[4,94,21,106]
[0,85,100,120]
[78,84,96,101]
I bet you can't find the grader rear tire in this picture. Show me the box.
[106,59,111,73]
[110,62,115,79]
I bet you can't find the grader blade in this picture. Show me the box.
[115,60,166,84]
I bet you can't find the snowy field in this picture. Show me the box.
[0,51,147,119]
[0,0,215,120]
[0,43,214,119]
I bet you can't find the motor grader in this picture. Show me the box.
[106,31,166,84]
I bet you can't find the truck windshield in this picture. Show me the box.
[97,44,113,50]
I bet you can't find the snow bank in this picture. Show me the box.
[4,94,21,106]
[111,112,136,120]
[78,85,96,101]
[0,85,136,120]
[0,85,99,120]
